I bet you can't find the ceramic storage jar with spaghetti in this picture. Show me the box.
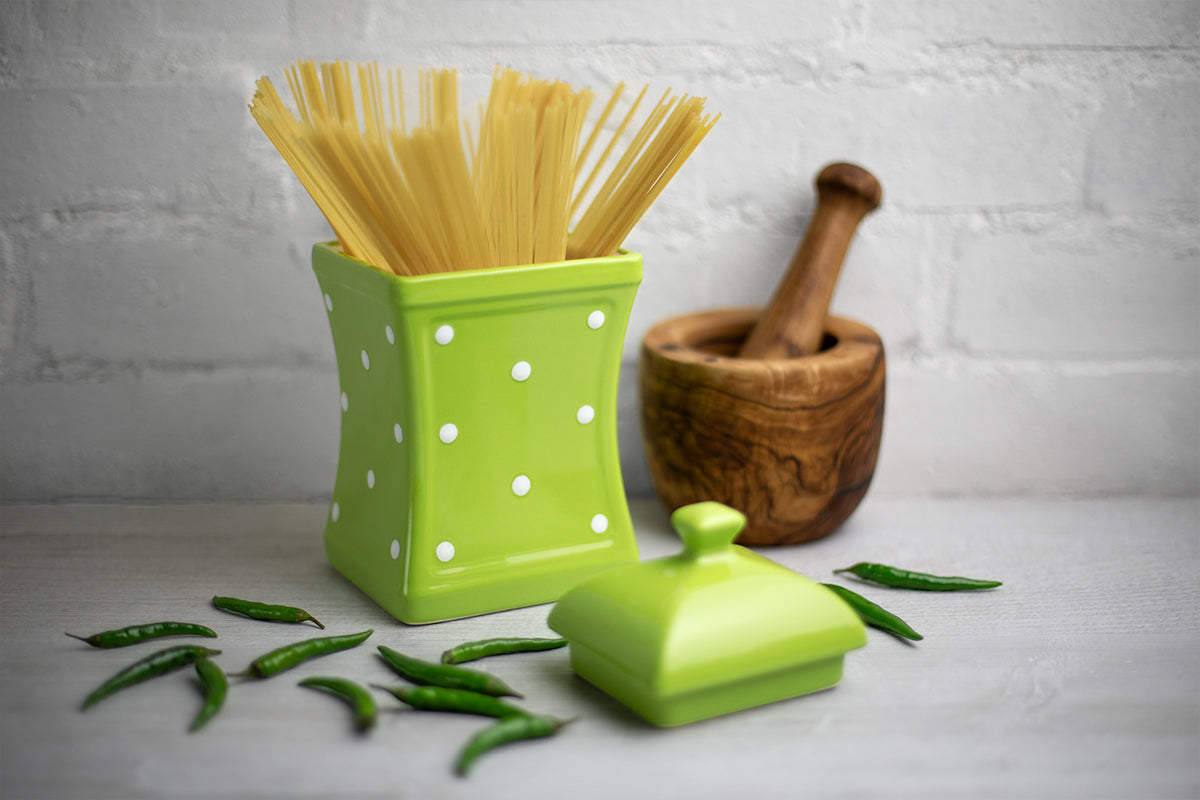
[249,62,718,623]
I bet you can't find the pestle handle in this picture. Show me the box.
[737,163,882,360]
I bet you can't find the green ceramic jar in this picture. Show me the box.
[313,243,642,624]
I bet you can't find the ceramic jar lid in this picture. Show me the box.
[548,501,866,726]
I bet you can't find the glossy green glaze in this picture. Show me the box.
[548,501,867,727]
[313,243,642,624]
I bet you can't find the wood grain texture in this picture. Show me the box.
[2,499,1197,800]
[640,307,885,545]
[738,163,882,360]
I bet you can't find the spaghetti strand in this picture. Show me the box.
[249,61,716,275]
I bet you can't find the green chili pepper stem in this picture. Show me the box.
[377,645,522,698]
[211,596,325,628]
[372,683,526,719]
[65,622,218,648]
[240,629,373,679]
[821,583,924,642]
[440,637,568,665]
[188,657,228,733]
[80,645,223,710]
[454,714,574,777]
[833,562,1002,591]
[299,676,377,733]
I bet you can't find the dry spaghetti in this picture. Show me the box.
[249,61,718,276]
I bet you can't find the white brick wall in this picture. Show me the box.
[1,0,1197,502]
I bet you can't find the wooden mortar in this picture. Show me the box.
[639,163,884,546]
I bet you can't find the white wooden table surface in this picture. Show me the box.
[2,497,1197,800]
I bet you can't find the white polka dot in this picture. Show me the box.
[394,423,404,444]
[367,469,375,488]
[324,293,333,312]
[577,405,595,424]
[341,392,349,412]
[511,361,531,382]
[587,310,605,329]
[591,514,609,533]
[512,475,531,496]
[435,325,454,345]
[440,423,458,443]
[361,350,371,370]
[385,325,395,344]
[331,502,340,522]
[436,541,455,562]
[390,539,400,559]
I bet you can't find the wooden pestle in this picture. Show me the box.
[738,163,882,360]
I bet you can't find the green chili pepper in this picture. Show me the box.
[299,676,377,732]
[833,562,1002,591]
[236,629,373,679]
[821,583,923,641]
[189,657,228,733]
[377,645,521,698]
[440,637,568,665]
[211,595,325,628]
[65,621,218,648]
[373,683,526,719]
[454,714,573,776]
[81,644,222,710]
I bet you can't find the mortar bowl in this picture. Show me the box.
[638,307,885,546]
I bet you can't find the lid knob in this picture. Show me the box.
[671,502,747,556]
